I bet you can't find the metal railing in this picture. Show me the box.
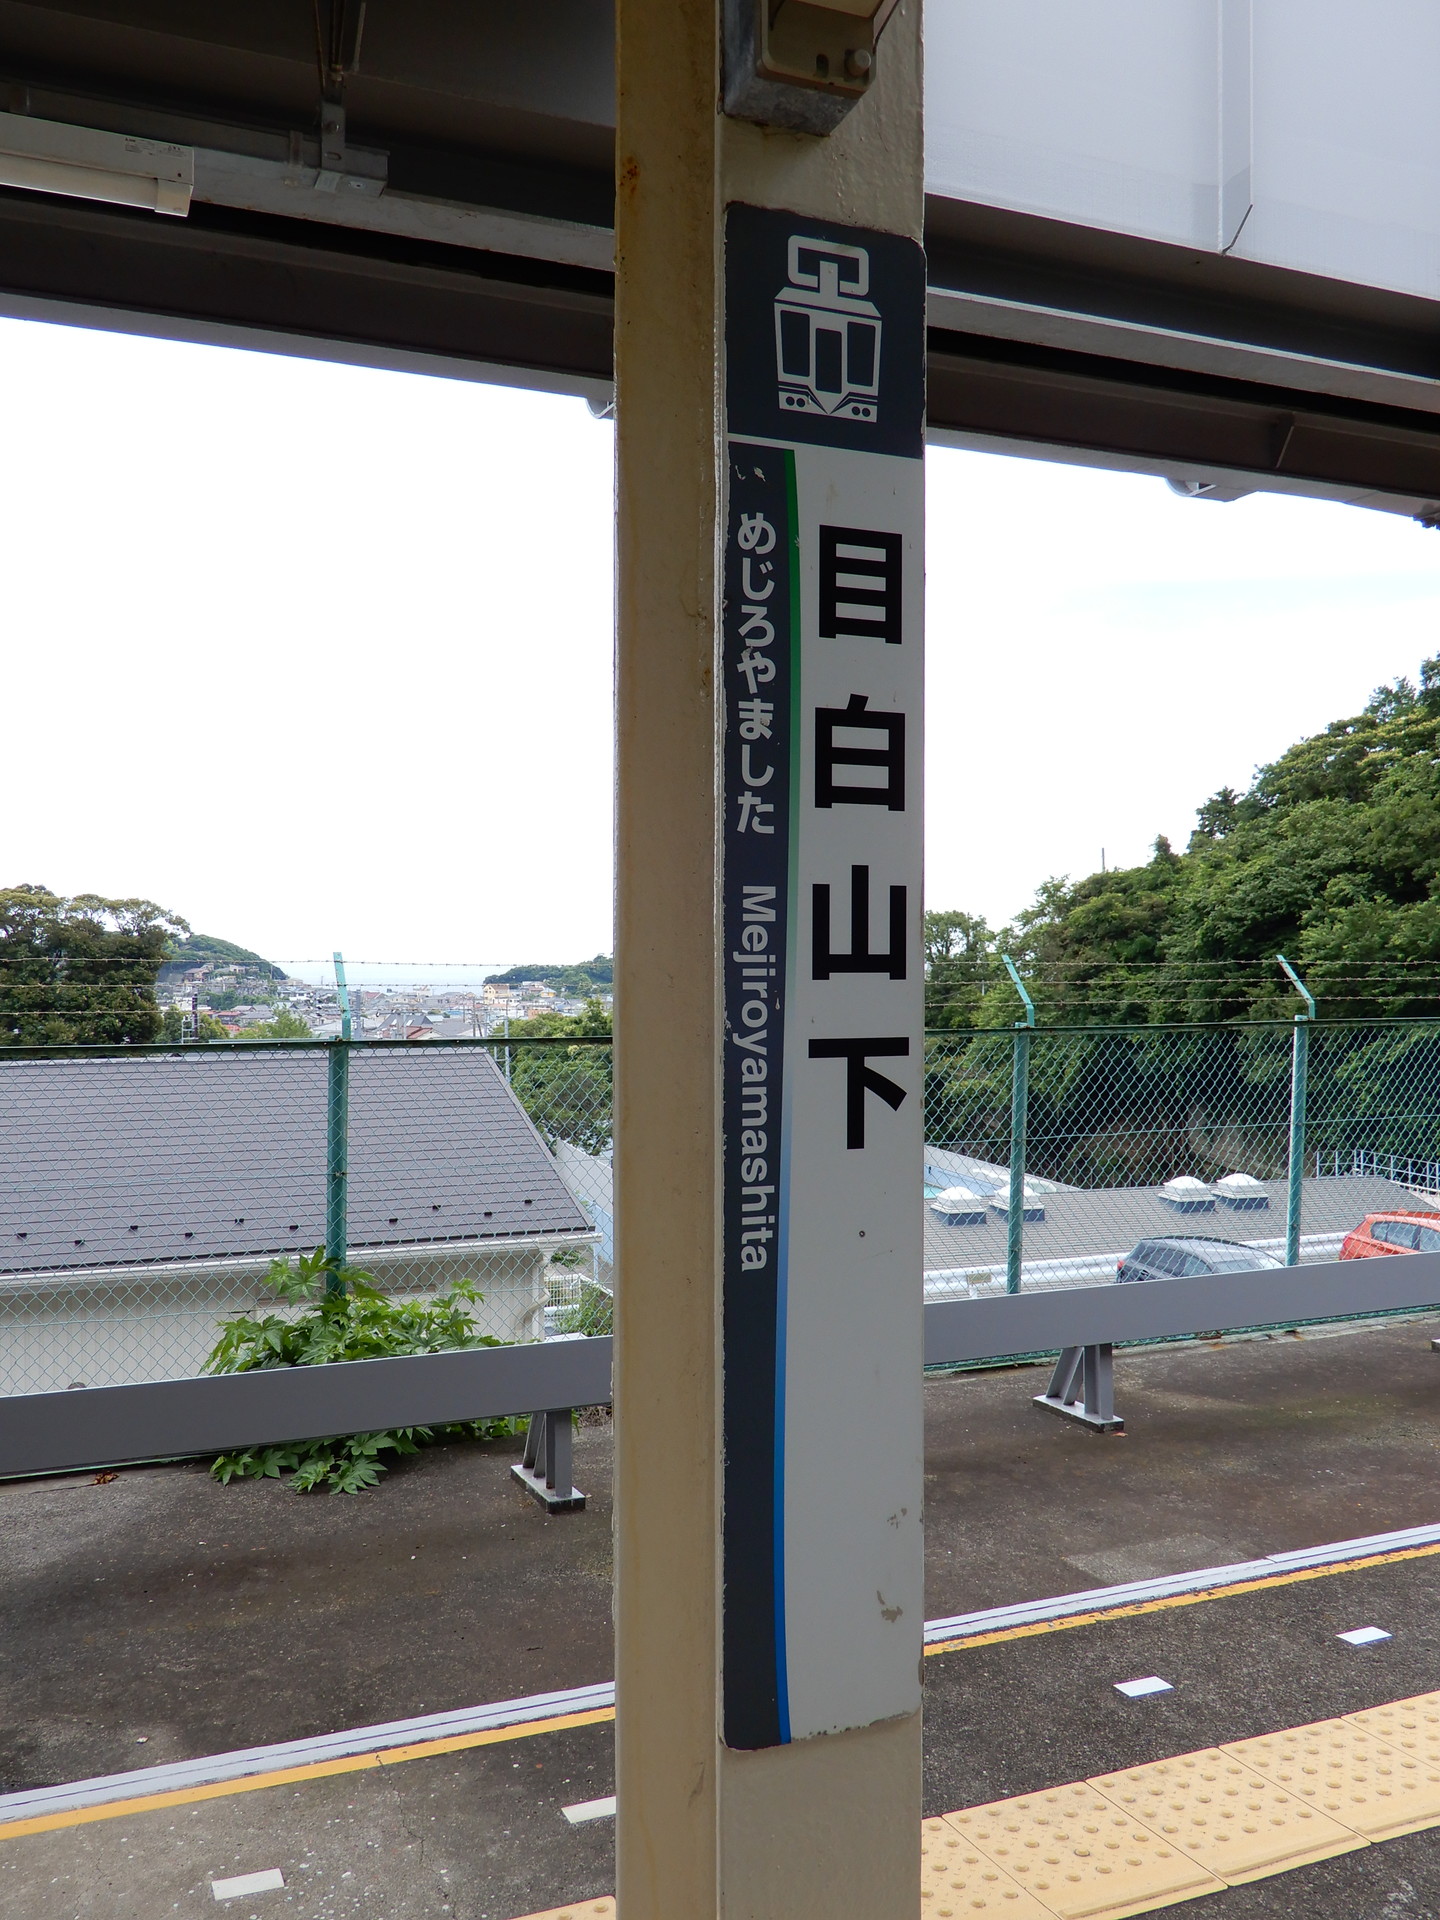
[2,1013,1438,1393]
[922,1015,1440,1298]
[3,1016,1440,1471]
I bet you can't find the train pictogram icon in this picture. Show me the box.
[774,235,882,422]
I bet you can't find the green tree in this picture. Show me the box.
[926,660,1440,1029]
[920,659,1440,1185]
[923,909,998,1028]
[487,954,614,996]
[160,1005,231,1043]
[502,1000,613,1154]
[160,933,284,980]
[0,884,188,1045]
[245,1009,312,1040]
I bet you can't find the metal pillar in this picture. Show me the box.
[1278,955,1314,1268]
[1034,1344,1125,1433]
[324,950,351,1291]
[613,2,925,1914]
[1003,955,1034,1294]
[511,1408,585,1512]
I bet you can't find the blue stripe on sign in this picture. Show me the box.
[771,444,800,1749]
[774,1083,793,1745]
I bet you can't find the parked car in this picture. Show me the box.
[1116,1235,1284,1282]
[1340,1211,1440,1259]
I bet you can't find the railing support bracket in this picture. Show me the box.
[511,1407,586,1511]
[1033,1343,1125,1433]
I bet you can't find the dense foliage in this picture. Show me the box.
[239,1009,312,1040]
[553,1278,614,1337]
[159,933,285,981]
[925,659,1440,1029]
[921,663,1440,1187]
[0,884,188,1045]
[205,1248,520,1493]
[487,953,613,996]
[501,999,613,1155]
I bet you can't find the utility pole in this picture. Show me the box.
[613,4,925,1915]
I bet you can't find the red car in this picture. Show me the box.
[1340,1210,1440,1258]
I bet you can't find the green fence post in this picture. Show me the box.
[1278,954,1314,1268]
[325,950,352,1292]
[1003,955,1036,1295]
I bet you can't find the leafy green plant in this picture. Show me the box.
[205,1247,521,1493]
[553,1278,613,1338]
[240,1008,312,1040]
[501,1002,613,1153]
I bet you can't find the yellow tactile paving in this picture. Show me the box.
[921,1815,1055,1915]
[1089,1747,1364,1883]
[1348,1689,1440,1767]
[1224,1716,1440,1842]
[942,1780,1223,1920]
[504,1693,1440,1920]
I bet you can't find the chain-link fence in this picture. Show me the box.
[924,1019,1440,1299]
[4,1019,1438,1396]
[0,1038,614,1396]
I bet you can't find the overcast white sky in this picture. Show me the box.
[3,314,1439,972]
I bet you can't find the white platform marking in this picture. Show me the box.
[1337,1626,1392,1646]
[562,1795,617,1824]
[1114,1676,1173,1698]
[211,1868,285,1900]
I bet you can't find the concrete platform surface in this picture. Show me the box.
[4,1316,1440,1916]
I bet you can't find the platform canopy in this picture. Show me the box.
[2,2,1440,508]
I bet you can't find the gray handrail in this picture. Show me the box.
[6,1248,1440,1479]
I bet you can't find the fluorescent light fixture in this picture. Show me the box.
[0,110,192,216]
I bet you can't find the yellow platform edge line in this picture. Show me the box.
[5,1535,1434,1851]
[923,1537,1440,1656]
[0,1707,616,1844]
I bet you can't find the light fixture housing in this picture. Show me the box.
[0,110,192,216]
[724,0,902,134]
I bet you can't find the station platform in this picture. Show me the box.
[4,1314,1440,1917]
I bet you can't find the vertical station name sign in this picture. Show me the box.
[722,204,926,1750]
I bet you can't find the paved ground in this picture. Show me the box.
[924,1316,1440,1617]
[4,1315,1440,1917]
[0,1418,617,1793]
[0,1726,618,1920]
[922,1554,1440,1916]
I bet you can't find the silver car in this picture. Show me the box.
[1117,1235,1284,1283]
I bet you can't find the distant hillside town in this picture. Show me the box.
[157,937,613,1041]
